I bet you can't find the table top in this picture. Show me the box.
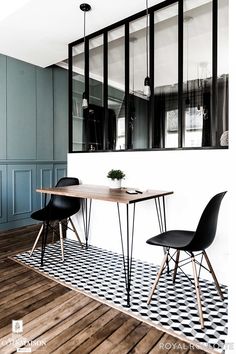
[36,184,173,204]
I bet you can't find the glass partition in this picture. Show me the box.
[69,0,229,152]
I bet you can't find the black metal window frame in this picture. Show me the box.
[69,0,227,153]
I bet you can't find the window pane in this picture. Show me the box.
[86,35,104,151]
[183,0,212,147]
[72,43,85,152]
[154,3,179,148]
[108,26,125,150]
[129,16,149,149]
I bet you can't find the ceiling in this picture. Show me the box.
[0,0,163,68]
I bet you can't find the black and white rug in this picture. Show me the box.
[13,239,228,353]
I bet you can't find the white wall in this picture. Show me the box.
[68,148,230,285]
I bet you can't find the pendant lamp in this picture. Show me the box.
[80,3,91,109]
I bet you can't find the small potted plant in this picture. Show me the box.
[107,169,125,189]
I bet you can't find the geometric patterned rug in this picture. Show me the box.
[12,239,228,353]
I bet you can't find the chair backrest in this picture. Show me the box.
[186,192,226,252]
[49,177,80,214]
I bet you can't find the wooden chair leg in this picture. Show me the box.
[147,253,168,305]
[173,250,180,283]
[69,217,83,247]
[203,251,224,300]
[191,255,204,329]
[30,224,44,256]
[52,221,57,243]
[59,222,64,262]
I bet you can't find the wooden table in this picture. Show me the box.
[37,184,173,306]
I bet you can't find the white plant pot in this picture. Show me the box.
[108,178,121,189]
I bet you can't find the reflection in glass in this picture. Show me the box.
[183,0,213,147]
[86,35,104,151]
[108,26,125,150]
[154,4,178,148]
[218,0,228,146]
[72,43,85,151]
[129,16,149,149]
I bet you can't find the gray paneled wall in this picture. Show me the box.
[36,164,54,208]
[0,54,68,231]
[7,165,36,221]
[0,55,7,159]
[36,67,54,160]
[0,166,7,224]
[7,58,37,159]
[53,66,68,161]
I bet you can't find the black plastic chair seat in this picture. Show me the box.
[31,205,79,222]
[147,230,195,249]
[147,192,226,252]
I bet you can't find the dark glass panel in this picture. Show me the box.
[218,0,229,147]
[154,4,179,148]
[129,16,149,149]
[183,0,213,147]
[108,26,125,150]
[71,43,86,151]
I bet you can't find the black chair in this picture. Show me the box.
[146,192,226,328]
[30,177,83,261]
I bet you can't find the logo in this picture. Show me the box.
[12,320,23,334]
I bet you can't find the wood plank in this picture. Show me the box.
[43,302,109,353]
[0,292,86,354]
[0,224,39,240]
[0,269,44,294]
[90,316,141,354]
[22,292,90,337]
[0,267,41,290]
[0,284,70,337]
[0,275,49,301]
[108,322,151,354]
[149,333,189,354]
[0,291,78,353]
[0,230,54,252]
[0,265,29,283]
[0,257,22,269]
[50,306,118,354]
[16,288,75,327]
[0,225,54,260]
[0,277,53,307]
[27,298,100,352]
[71,311,129,354]
[129,326,165,354]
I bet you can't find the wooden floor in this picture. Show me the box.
[0,225,208,354]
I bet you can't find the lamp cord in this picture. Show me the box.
[146,0,149,77]
[186,20,189,97]
[84,9,86,93]
[132,40,135,92]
